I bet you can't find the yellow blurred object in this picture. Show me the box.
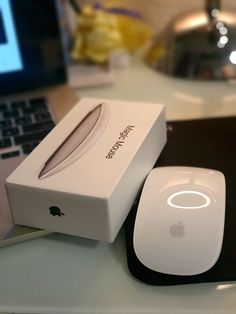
[71,5,123,64]
[71,4,153,64]
[145,42,166,65]
[115,14,153,53]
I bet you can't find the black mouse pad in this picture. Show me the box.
[124,116,236,285]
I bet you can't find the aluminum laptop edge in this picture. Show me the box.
[0,0,78,247]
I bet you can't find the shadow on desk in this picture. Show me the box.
[46,232,98,249]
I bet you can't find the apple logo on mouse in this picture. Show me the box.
[169,222,185,237]
[49,206,65,217]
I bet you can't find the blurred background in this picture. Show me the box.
[63,0,236,35]
[59,0,236,83]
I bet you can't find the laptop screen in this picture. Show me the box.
[0,0,67,95]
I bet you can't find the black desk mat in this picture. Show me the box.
[125,116,236,285]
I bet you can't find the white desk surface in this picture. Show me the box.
[1,59,236,314]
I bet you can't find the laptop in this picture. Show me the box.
[0,0,78,247]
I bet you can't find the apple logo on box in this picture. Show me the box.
[169,222,185,237]
[49,206,65,217]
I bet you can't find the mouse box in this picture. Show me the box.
[6,98,166,242]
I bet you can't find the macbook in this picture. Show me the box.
[0,0,78,247]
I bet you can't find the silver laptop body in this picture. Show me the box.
[0,0,78,247]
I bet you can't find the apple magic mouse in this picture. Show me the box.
[133,166,226,276]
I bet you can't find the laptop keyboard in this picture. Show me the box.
[0,97,55,159]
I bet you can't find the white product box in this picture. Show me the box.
[6,98,166,242]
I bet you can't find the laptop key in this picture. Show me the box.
[29,97,47,109]
[15,115,32,125]
[22,141,39,154]
[1,127,19,138]
[35,112,52,122]
[14,129,52,145]
[0,138,12,149]
[22,120,55,133]
[22,143,32,154]
[23,107,44,114]
[2,127,20,137]
[0,119,12,129]
[0,103,8,111]
[35,112,51,122]
[3,109,20,118]
[1,150,20,159]
[10,100,27,109]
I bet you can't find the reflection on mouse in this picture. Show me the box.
[39,103,109,179]
[134,166,226,276]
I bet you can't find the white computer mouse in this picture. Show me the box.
[133,166,226,276]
